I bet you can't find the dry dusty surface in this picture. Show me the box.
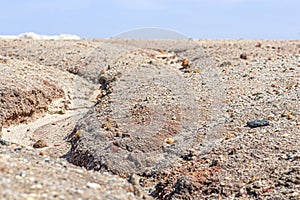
[0,39,299,199]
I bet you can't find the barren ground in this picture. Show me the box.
[0,39,299,199]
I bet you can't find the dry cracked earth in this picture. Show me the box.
[0,39,299,199]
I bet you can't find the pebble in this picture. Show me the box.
[33,140,48,148]
[166,138,174,144]
[0,138,10,146]
[19,172,26,177]
[287,113,293,120]
[30,184,43,190]
[29,177,35,182]
[181,59,190,68]
[247,120,270,128]
[86,182,101,189]
[248,129,255,134]
[14,146,22,151]
[240,53,247,60]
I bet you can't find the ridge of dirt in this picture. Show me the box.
[68,44,210,176]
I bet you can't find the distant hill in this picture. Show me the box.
[113,27,188,39]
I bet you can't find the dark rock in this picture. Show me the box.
[240,53,247,60]
[255,43,262,48]
[0,138,10,146]
[246,120,270,128]
[33,139,48,148]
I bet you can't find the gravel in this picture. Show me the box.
[0,38,299,199]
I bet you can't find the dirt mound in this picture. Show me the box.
[68,40,226,177]
[0,57,66,134]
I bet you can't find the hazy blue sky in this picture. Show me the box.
[0,0,299,39]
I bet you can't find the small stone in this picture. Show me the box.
[58,109,66,114]
[96,93,103,99]
[248,129,255,134]
[106,123,112,131]
[19,172,26,177]
[157,49,166,54]
[287,113,293,120]
[240,53,247,60]
[0,138,10,146]
[54,143,61,147]
[14,146,22,151]
[30,184,43,190]
[116,131,122,137]
[29,177,35,182]
[33,140,48,148]
[128,185,134,192]
[166,138,174,144]
[249,176,257,183]
[86,182,100,189]
[255,42,262,47]
[181,59,190,68]
[247,120,270,128]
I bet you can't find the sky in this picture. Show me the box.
[0,0,299,39]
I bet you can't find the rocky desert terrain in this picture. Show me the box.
[0,38,299,199]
